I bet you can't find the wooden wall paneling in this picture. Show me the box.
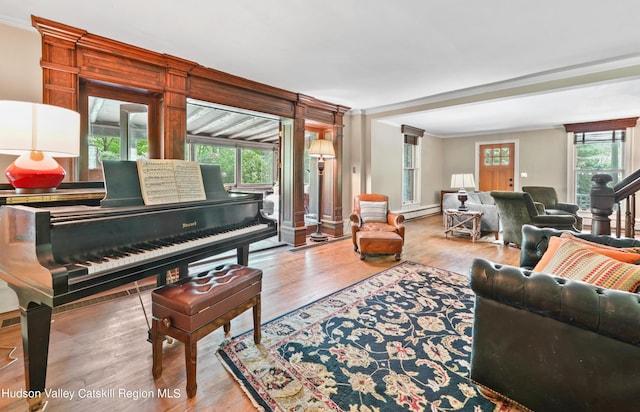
[32,16,349,245]
[188,76,296,119]
[280,102,309,246]
[189,66,298,110]
[33,17,83,180]
[163,58,194,160]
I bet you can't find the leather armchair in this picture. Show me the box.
[350,194,404,260]
[490,191,577,247]
[469,225,640,411]
[522,186,583,230]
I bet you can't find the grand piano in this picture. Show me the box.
[0,161,277,410]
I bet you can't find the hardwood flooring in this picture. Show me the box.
[0,214,520,412]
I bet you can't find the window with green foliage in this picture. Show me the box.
[87,97,149,170]
[241,148,274,185]
[574,130,625,210]
[188,140,275,188]
[191,143,236,184]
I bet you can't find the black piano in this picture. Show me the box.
[0,161,277,410]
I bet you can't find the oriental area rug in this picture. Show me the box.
[217,261,520,411]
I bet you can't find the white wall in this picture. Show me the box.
[344,116,443,218]
[0,22,42,313]
[441,128,569,198]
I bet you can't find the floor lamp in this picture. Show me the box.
[308,139,335,242]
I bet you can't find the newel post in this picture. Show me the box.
[590,174,615,235]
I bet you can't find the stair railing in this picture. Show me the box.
[590,170,640,237]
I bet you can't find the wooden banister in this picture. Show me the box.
[592,171,640,237]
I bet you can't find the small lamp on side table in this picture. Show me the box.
[450,173,476,211]
[0,101,80,193]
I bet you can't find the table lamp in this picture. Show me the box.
[0,101,80,193]
[308,139,335,242]
[450,173,476,211]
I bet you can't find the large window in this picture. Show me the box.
[573,130,626,210]
[185,101,280,190]
[188,140,276,188]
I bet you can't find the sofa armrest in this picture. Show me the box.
[349,212,362,226]
[470,258,640,347]
[555,201,579,214]
[533,201,546,214]
[530,214,575,228]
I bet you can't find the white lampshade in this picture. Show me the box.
[308,139,335,159]
[0,100,80,157]
[450,173,476,189]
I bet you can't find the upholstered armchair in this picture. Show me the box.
[350,194,405,260]
[490,191,577,247]
[522,186,583,230]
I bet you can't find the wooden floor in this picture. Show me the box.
[0,214,520,412]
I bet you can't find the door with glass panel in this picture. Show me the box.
[478,143,515,191]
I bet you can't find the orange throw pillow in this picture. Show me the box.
[559,232,640,264]
[535,238,640,292]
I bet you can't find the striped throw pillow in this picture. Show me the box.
[537,238,640,292]
[359,201,388,223]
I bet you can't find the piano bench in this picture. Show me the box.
[150,264,262,398]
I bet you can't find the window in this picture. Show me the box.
[573,130,625,210]
[185,101,280,190]
[188,140,276,188]
[240,148,274,185]
[80,82,159,181]
[191,143,236,184]
[403,142,418,204]
[401,125,424,205]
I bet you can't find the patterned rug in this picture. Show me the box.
[217,261,518,411]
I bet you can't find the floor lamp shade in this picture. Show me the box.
[0,101,80,193]
[308,139,335,241]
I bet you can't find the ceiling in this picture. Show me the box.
[2,1,640,137]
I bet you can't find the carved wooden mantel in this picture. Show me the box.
[32,15,349,246]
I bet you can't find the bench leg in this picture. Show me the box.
[151,318,163,379]
[223,322,231,337]
[253,294,261,344]
[185,336,198,398]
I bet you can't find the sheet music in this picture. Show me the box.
[173,161,206,202]
[136,159,206,205]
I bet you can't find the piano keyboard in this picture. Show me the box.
[67,223,270,285]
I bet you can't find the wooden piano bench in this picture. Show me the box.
[150,264,262,398]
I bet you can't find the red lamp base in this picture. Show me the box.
[5,151,66,194]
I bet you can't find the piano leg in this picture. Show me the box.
[20,302,52,411]
[237,245,249,266]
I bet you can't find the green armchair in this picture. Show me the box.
[522,186,583,230]
[490,191,578,247]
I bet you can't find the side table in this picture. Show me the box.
[443,209,483,242]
